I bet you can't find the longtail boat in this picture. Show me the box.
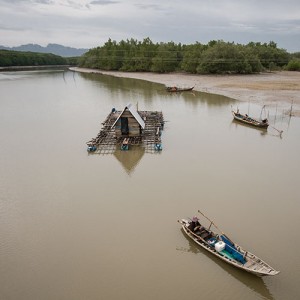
[232,109,269,128]
[166,86,194,92]
[178,211,280,277]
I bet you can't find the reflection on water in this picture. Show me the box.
[79,72,236,108]
[230,120,269,137]
[0,69,66,81]
[80,72,164,102]
[177,229,274,300]
[113,146,145,175]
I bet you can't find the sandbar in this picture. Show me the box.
[70,67,300,116]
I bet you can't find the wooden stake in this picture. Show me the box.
[198,210,223,234]
[290,100,294,117]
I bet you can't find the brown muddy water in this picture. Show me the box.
[0,70,299,300]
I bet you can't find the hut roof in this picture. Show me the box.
[111,103,145,129]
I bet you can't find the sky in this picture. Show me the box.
[0,0,300,52]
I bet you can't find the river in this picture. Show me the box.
[0,69,299,300]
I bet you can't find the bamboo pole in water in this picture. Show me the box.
[290,100,294,116]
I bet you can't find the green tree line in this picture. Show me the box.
[0,50,79,67]
[79,38,300,73]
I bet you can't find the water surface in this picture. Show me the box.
[0,70,299,300]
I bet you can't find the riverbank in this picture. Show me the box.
[70,67,300,116]
[0,65,71,71]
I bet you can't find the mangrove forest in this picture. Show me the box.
[79,38,300,74]
[0,49,79,67]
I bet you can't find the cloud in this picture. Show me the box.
[90,0,119,5]
[134,3,165,11]
[0,0,53,3]
[35,0,53,4]
[0,0,299,51]
[0,23,27,31]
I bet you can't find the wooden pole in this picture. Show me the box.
[198,210,223,234]
[198,210,235,245]
[270,125,283,135]
[260,105,265,120]
[290,100,294,117]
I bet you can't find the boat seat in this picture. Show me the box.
[207,237,217,246]
[244,260,256,268]
[200,231,211,240]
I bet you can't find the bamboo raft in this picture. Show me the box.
[86,110,164,154]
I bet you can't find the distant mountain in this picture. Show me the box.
[0,43,89,57]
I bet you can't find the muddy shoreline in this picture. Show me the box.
[70,67,300,116]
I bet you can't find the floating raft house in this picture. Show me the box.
[87,103,164,154]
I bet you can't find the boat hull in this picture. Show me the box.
[179,219,279,277]
[232,111,269,128]
[166,87,194,92]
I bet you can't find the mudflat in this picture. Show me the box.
[71,68,300,116]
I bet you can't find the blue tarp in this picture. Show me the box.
[221,235,246,264]
[221,235,235,248]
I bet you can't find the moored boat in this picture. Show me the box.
[178,211,280,277]
[232,109,269,128]
[166,86,194,92]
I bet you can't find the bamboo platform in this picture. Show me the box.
[86,110,164,154]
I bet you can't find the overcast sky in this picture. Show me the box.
[1,0,299,52]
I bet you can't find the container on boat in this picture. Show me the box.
[215,241,226,252]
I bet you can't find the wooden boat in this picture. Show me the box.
[232,109,269,128]
[178,211,280,277]
[166,86,194,92]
